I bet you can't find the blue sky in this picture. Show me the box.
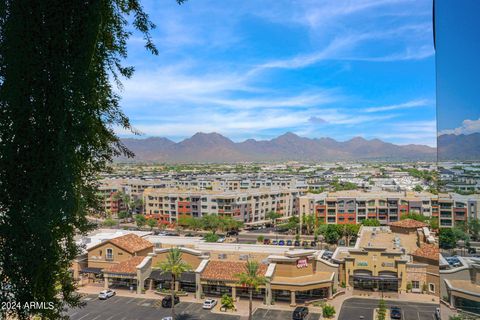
[118,0,436,146]
[436,0,480,136]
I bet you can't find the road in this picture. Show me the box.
[338,298,438,320]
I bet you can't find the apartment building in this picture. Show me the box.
[143,187,303,224]
[298,191,437,225]
[438,193,480,228]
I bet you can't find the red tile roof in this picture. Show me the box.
[201,261,267,282]
[109,234,153,254]
[103,256,146,275]
[411,244,439,261]
[389,219,428,229]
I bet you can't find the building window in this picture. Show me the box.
[429,283,435,293]
[106,248,113,261]
[412,281,420,290]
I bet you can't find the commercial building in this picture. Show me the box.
[332,220,439,296]
[298,191,437,225]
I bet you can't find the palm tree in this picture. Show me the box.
[235,261,266,320]
[156,248,191,320]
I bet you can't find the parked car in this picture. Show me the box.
[294,241,300,246]
[292,306,309,320]
[310,241,317,247]
[161,317,173,320]
[263,239,271,245]
[272,240,278,245]
[302,241,309,247]
[434,307,441,320]
[202,299,218,309]
[390,306,402,319]
[226,230,239,236]
[98,289,115,300]
[162,295,180,308]
[286,240,293,246]
[217,237,226,243]
[184,233,195,237]
[278,240,285,246]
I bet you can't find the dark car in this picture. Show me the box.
[263,239,271,245]
[292,306,309,320]
[390,306,402,319]
[294,241,300,246]
[310,241,317,247]
[226,230,239,236]
[286,240,293,246]
[184,233,195,237]
[162,295,180,308]
[278,240,285,246]
[272,240,278,245]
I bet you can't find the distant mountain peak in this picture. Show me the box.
[118,132,436,163]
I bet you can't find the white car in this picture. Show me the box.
[98,289,116,300]
[202,299,217,309]
[161,317,173,320]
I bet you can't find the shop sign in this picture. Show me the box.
[357,261,368,266]
[381,262,395,267]
[296,259,308,268]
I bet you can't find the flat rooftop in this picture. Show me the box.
[357,227,419,254]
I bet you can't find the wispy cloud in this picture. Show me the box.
[364,99,431,113]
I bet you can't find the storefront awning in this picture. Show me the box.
[149,270,196,283]
[353,275,400,281]
[80,267,103,274]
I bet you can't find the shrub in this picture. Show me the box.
[257,235,265,243]
[221,294,235,311]
[377,299,386,320]
[204,232,220,242]
[102,218,117,227]
[322,305,336,318]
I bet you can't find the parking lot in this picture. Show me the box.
[253,308,321,320]
[338,298,437,320]
[66,295,240,320]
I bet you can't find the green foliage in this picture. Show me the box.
[401,213,427,222]
[0,0,167,317]
[204,232,220,243]
[103,218,117,227]
[146,218,157,230]
[221,294,235,311]
[439,228,457,249]
[407,282,412,291]
[413,185,424,192]
[377,299,387,320]
[322,304,336,318]
[181,215,243,234]
[331,180,357,191]
[257,235,265,243]
[135,214,147,228]
[361,219,381,226]
[468,218,480,241]
[117,211,129,220]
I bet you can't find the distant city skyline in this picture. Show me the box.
[118,0,436,146]
[436,0,480,136]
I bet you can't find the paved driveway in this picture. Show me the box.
[338,298,437,320]
[66,295,240,320]
[253,308,321,320]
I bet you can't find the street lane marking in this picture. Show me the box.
[76,313,91,320]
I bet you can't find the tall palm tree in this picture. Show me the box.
[235,260,266,320]
[156,248,191,320]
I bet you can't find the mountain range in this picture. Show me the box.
[118,132,437,163]
[438,133,480,161]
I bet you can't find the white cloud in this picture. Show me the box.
[364,99,431,113]
[439,118,480,135]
